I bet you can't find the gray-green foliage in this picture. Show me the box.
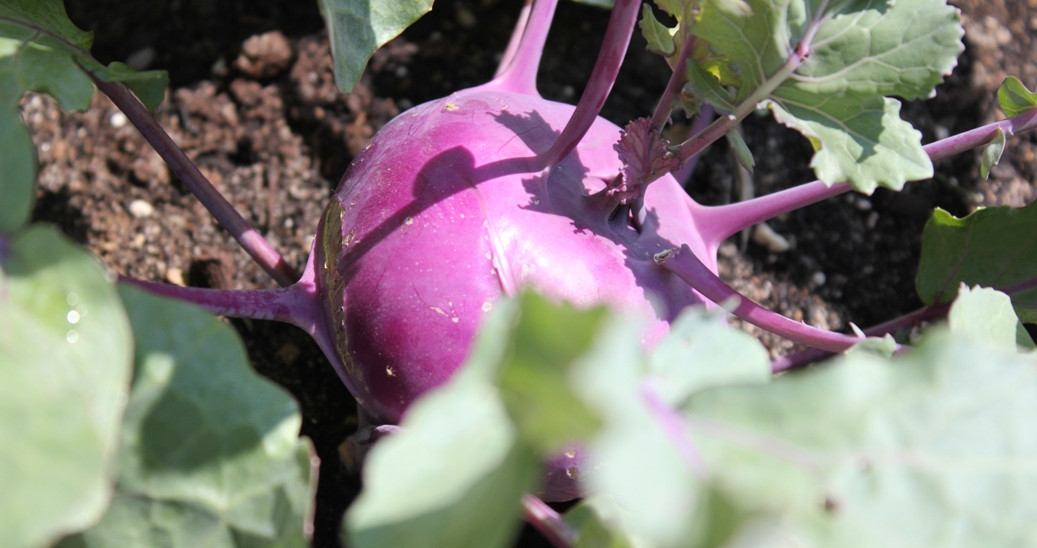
[61,286,313,547]
[317,0,433,92]
[0,226,133,548]
[349,288,1037,547]
[0,0,166,233]
[650,0,964,193]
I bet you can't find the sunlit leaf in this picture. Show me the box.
[948,285,1034,351]
[687,0,962,192]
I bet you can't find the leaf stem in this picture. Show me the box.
[492,0,558,96]
[522,494,577,548]
[656,245,868,352]
[648,34,697,132]
[91,77,299,286]
[690,108,1037,242]
[495,1,534,79]
[771,268,1037,371]
[537,0,641,169]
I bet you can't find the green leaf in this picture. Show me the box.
[497,293,606,455]
[949,285,1034,351]
[0,0,169,109]
[646,308,769,405]
[572,309,768,547]
[916,203,1037,322]
[345,300,539,548]
[795,0,963,100]
[0,104,35,231]
[997,76,1037,117]
[639,4,676,57]
[688,0,963,192]
[317,0,433,92]
[0,226,133,548]
[564,497,636,548]
[0,0,168,230]
[725,129,755,173]
[769,94,932,192]
[0,0,92,50]
[686,331,1037,546]
[980,127,1006,180]
[89,61,168,112]
[63,285,314,547]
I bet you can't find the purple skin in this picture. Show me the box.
[314,86,716,424]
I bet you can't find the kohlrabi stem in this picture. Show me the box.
[521,495,577,548]
[117,274,318,328]
[691,108,1037,242]
[492,0,558,96]
[656,245,870,353]
[495,1,533,79]
[772,270,1037,371]
[92,78,300,286]
[771,303,949,372]
[118,254,362,400]
[671,44,808,165]
[537,0,641,169]
[649,34,697,132]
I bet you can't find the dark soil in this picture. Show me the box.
[23,0,1037,545]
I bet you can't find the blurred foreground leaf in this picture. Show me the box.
[62,285,313,547]
[685,307,1037,546]
[0,226,132,548]
[345,297,539,548]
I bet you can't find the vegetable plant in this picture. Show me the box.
[5,0,1037,546]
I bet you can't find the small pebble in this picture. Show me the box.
[109,112,128,128]
[165,267,186,287]
[128,199,155,218]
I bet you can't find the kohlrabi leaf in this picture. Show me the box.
[317,0,432,92]
[685,329,1037,546]
[639,4,676,57]
[769,93,932,193]
[646,308,769,405]
[980,127,1006,180]
[686,0,963,192]
[564,497,637,548]
[916,203,1037,322]
[345,298,538,548]
[0,226,133,548]
[497,293,605,455]
[997,76,1037,117]
[0,0,167,231]
[62,285,314,547]
[948,285,1035,351]
[0,104,35,232]
[571,309,768,547]
[0,0,167,109]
